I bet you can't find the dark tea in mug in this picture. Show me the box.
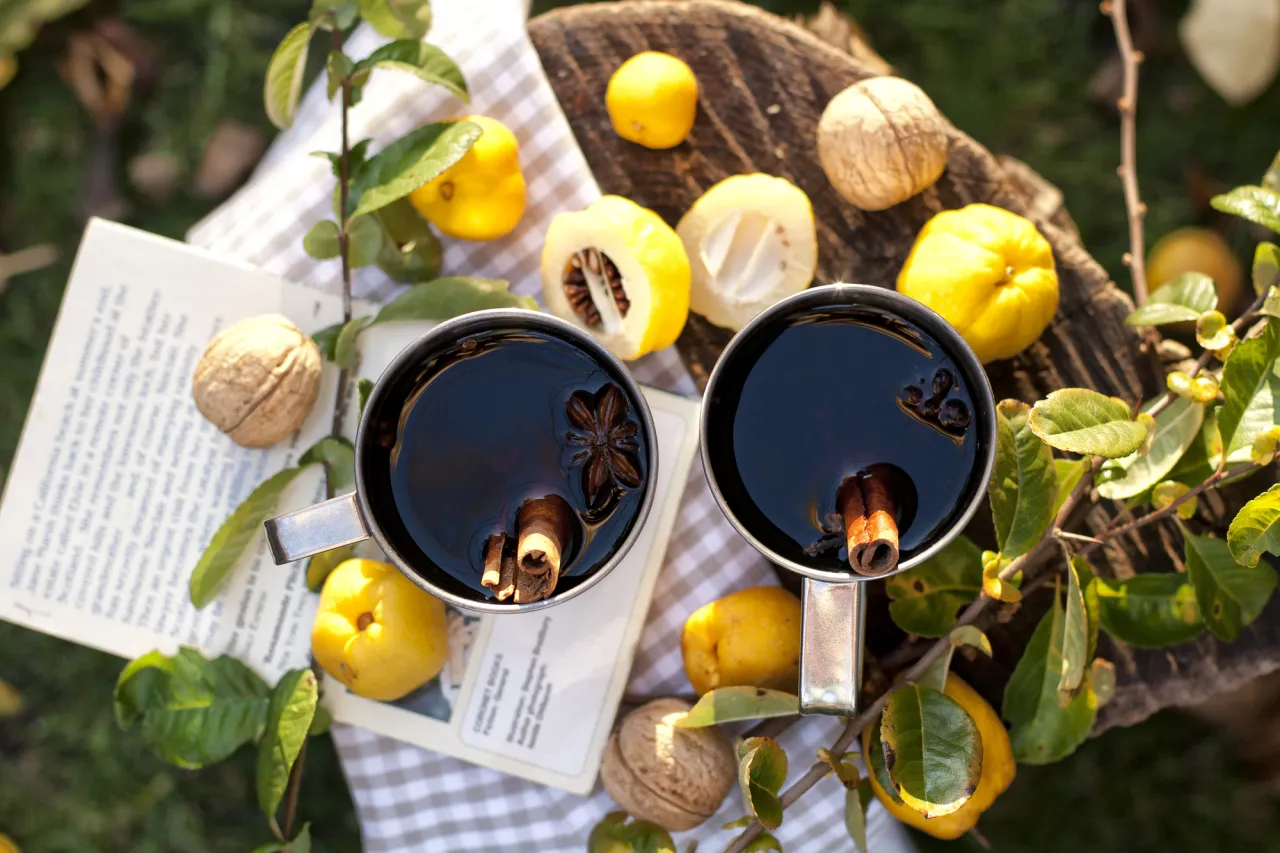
[359,327,651,602]
[702,301,989,573]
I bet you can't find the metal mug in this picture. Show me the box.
[262,309,659,615]
[699,283,997,716]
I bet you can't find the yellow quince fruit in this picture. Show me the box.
[680,586,801,695]
[1147,226,1244,311]
[0,833,19,853]
[865,674,1015,839]
[312,558,448,701]
[897,203,1059,364]
[542,195,691,360]
[606,51,698,150]
[410,115,527,242]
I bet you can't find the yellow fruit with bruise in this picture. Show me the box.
[864,674,1015,839]
[680,586,801,695]
[410,115,526,242]
[312,559,448,701]
[897,204,1059,364]
[606,51,698,149]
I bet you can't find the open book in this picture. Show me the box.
[0,220,700,795]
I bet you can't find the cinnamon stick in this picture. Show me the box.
[838,467,899,576]
[481,533,516,601]
[513,495,574,603]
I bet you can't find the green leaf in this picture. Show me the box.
[1124,272,1218,326]
[303,220,341,260]
[1029,388,1147,458]
[310,0,357,28]
[738,737,787,831]
[1096,396,1205,500]
[1211,185,1280,234]
[676,687,799,728]
[865,718,905,806]
[880,684,981,818]
[885,535,982,637]
[357,378,374,420]
[349,121,482,220]
[990,400,1058,558]
[356,0,431,39]
[1184,530,1277,642]
[370,277,536,325]
[189,467,308,608]
[743,835,782,853]
[1229,483,1280,568]
[844,785,868,853]
[312,322,343,362]
[914,646,953,693]
[315,139,373,182]
[114,647,271,768]
[1059,558,1088,696]
[1218,319,1280,459]
[1051,457,1090,518]
[351,40,467,101]
[1089,659,1116,708]
[325,50,352,100]
[256,669,318,819]
[1094,574,1203,648]
[374,198,442,283]
[1001,590,1097,764]
[1264,286,1280,321]
[252,824,311,853]
[347,215,385,268]
[1255,243,1280,296]
[308,705,333,736]
[299,436,355,493]
[1075,556,1102,661]
[334,315,373,369]
[949,625,992,656]
[263,23,313,130]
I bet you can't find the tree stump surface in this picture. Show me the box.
[528,0,1280,732]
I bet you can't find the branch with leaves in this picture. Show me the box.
[706,153,1280,853]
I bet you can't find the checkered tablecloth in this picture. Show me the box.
[189,4,914,851]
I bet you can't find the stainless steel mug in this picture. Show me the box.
[263,309,659,615]
[699,284,997,716]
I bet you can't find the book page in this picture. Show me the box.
[0,220,344,680]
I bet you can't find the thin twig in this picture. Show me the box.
[1084,463,1258,550]
[724,460,1100,853]
[1105,0,1148,305]
[283,21,353,838]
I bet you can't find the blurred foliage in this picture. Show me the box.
[2,0,1280,850]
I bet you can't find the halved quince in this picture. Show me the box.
[677,173,818,331]
[541,195,690,360]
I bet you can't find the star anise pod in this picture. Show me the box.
[565,383,642,510]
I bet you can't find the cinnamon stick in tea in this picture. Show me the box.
[838,467,900,576]
[513,495,574,603]
[481,533,516,601]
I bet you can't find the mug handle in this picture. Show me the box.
[264,493,370,564]
[799,578,867,716]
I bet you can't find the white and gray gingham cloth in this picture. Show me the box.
[188,4,914,851]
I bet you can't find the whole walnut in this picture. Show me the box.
[192,314,323,448]
[817,76,949,211]
[600,698,736,831]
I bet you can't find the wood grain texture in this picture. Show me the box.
[528,0,1280,731]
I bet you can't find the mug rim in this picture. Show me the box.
[699,283,998,584]
[354,308,660,614]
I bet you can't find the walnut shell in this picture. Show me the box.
[192,314,322,448]
[817,76,949,211]
[600,698,736,831]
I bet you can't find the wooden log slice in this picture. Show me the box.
[528,0,1280,732]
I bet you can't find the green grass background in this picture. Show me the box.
[2,0,1279,850]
